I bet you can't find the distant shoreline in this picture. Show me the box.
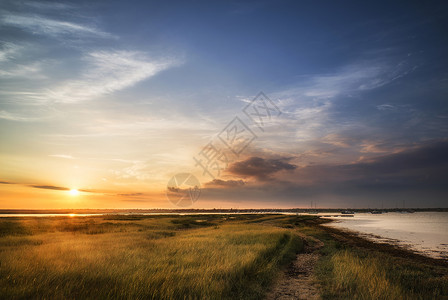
[317,217,448,266]
[1,208,447,215]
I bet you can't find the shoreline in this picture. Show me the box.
[1,208,448,215]
[315,217,448,267]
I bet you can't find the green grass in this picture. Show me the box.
[0,215,303,299]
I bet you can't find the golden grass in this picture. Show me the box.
[330,250,403,299]
[3,215,447,299]
[302,223,448,300]
[0,215,302,299]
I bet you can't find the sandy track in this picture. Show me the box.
[266,235,323,300]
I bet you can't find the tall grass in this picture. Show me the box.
[2,215,447,299]
[300,223,448,300]
[330,250,403,299]
[0,215,302,299]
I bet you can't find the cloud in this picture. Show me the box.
[29,184,70,191]
[289,139,448,189]
[353,140,448,175]
[0,7,181,106]
[117,193,145,197]
[121,199,151,203]
[204,179,245,187]
[0,42,46,79]
[78,189,106,194]
[257,57,419,156]
[227,156,297,180]
[1,14,113,38]
[320,133,351,148]
[22,1,75,11]
[0,62,44,78]
[111,160,153,181]
[0,110,41,122]
[201,140,448,207]
[278,59,411,103]
[48,154,75,159]
[359,141,392,154]
[1,181,70,190]
[43,50,179,103]
[0,42,20,62]
[376,104,396,111]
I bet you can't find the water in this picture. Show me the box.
[323,212,448,259]
[0,213,104,217]
[0,211,290,218]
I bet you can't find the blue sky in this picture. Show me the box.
[1,0,447,208]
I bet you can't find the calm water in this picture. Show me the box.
[0,213,104,217]
[324,212,448,259]
[0,212,287,218]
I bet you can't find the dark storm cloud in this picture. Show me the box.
[227,157,297,180]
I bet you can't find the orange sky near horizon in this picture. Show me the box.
[1,1,447,209]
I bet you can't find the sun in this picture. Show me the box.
[69,189,79,196]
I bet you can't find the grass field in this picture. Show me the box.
[0,214,302,299]
[297,221,448,300]
[0,214,447,299]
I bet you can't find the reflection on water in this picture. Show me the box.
[0,214,104,217]
[0,212,294,218]
[324,212,448,260]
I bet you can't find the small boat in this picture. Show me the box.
[341,210,354,214]
[371,210,383,214]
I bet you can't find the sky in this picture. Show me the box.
[1,0,447,209]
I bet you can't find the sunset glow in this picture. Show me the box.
[0,0,447,210]
[69,189,79,197]
[1,2,447,300]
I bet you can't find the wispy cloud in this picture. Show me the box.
[0,42,46,78]
[256,57,416,154]
[277,59,412,103]
[43,51,180,103]
[1,14,114,38]
[22,1,75,11]
[376,104,396,111]
[0,62,44,78]
[0,110,40,121]
[111,161,153,181]
[0,42,20,62]
[48,154,75,159]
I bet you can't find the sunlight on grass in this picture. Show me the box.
[330,250,403,299]
[0,216,302,299]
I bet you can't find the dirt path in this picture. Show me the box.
[266,235,324,300]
